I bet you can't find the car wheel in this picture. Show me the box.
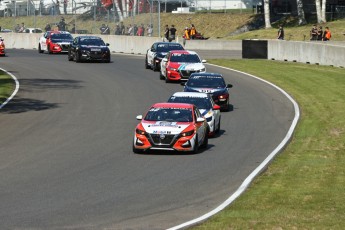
[165,71,170,83]
[201,130,209,148]
[145,56,150,69]
[132,144,143,154]
[191,136,199,154]
[215,118,221,133]
[68,50,73,61]
[38,44,43,54]
[159,70,165,80]
[153,62,159,72]
[48,45,52,54]
[75,51,81,63]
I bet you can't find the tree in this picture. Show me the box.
[264,0,271,28]
[296,0,307,25]
[321,0,327,22]
[315,0,326,23]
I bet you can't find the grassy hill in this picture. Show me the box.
[1,12,345,41]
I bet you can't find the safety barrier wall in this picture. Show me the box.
[268,40,345,68]
[1,33,344,67]
[0,33,242,54]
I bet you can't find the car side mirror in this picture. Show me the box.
[227,84,233,88]
[213,105,221,110]
[162,58,168,62]
[151,48,155,52]
[136,115,143,120]
[180,82,186,86]
[106,43,110,46]
[202,60,207,63]
[196,117,205,123]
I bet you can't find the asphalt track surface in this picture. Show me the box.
[0,49,294,230]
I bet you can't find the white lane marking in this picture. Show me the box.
[0,67,20,110]
[167,64,300,230]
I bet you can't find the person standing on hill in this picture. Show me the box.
[323,27,332,41]
[190,24,196,39]
[164,25,170,42]
[169,25,177,42]
[317,26,323,41]
[310,24,318,41]
[277,25,284,40]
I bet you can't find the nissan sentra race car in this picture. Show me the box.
[183,72,233,111]
[0,36,5,56]
[133,102,209,154]
[38,31,73,54]
[159,50,206,83]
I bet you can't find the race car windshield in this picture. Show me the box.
[187,77,226,88]
[168,97,211,110]
[80,39,105,46]
[170,54,201,63]
[157,44,183,52]
[144,108,193,122]
[51,34,73,40]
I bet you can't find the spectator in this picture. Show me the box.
[323,27,332,41]
[18,23,25,33]
[137,25,143,36]
[310,24,318,41]
[120,22,125,35]
[277,25,284,40]
[127,24,133,36]
[45,23,51,32]
[100,24,107,34]
[133,24,138,36]
[169,24,177,42]
[164,25,169,41]
[147,24,153,37]
[182,27,190,46]
[58,17,66,31]
[140,24,145,36]
[115,24,121,35]
[317,26,323,41]
[190,24,196,39]
[14,24,20,33]
[104,24,110,34]
[71,24,75,34]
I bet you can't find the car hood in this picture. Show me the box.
[169,62,205,71]
[142,121,190,135]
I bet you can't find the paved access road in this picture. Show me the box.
[0,49,294,230]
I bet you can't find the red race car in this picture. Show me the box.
[133,102,209,154]
[0,36,5,56]
[38,31,73,54]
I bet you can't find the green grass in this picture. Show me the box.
[0,70,14,105]
[191,60,345,229]
[1,13,345,40]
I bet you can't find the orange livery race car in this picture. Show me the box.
[133,102,209,154]
[0,36,5,56]
[38,31,73,54]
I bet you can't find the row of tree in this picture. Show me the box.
[264,0,328,28]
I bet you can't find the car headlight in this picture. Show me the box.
[136,128,146,135]
[180,129,194,137]
[199,68,206,72]
[168,67,178,71]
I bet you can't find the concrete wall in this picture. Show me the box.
[0,33,242,54]
[268,40,345,68]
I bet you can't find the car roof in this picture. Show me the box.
[171,92,209,98]
[169,50,197,55]
[190,72,223,77]
[155,42,182,45]
[48,30,70,34]
[77,36,102,39]
[152,102,194,109]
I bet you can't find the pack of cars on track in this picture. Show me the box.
[133,42,233,154]
[37,30,110,63]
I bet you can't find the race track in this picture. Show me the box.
[0,49,295,230]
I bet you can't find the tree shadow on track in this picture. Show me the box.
[0,78,83,114]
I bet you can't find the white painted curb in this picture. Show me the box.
[167,64,300,230]
[0,68,20,110]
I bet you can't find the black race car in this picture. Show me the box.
[68,36,110,63]
[145,42,184,71]
[182,72,233,111]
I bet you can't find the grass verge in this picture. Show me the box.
[191,60,345,229]
[0,70,14,105]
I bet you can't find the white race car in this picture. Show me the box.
[168,92,221,136]
[38,31,73,54]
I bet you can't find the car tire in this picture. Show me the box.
[165,71,170,83]
[191,136,199,154]
[38,44,43,54]
[48,45,52,54]
[132,144,143,154]
[68,50,73,61]
[153,62,159,72]
[75,51,81,63]
[215,118,221,133]
[201,130,209,148]
[159,70,165,80]
[145,56,150,69]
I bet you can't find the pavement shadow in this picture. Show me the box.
[0,98,59,114]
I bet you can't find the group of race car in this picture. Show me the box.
[37,30,111,63]
[134,42,233,154]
